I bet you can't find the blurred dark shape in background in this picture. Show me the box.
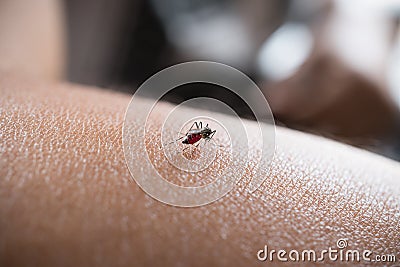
[58,0,400,159]
[65,0,170,88]
[65,0,291,88]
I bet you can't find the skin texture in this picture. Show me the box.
[1,74,399,266]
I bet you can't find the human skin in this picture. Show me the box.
[0,74,399,267]
[0,0,65,80]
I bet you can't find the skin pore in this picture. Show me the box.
[1,74,399,266]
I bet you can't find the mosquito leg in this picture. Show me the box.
[168,135,186,144]
[188,122,196,131]
[209,130,216,139]
[176,135,186,141]
[159,135,186,149]
[174,127,188,137]
[193,121,201,130]
[205,130,216,143]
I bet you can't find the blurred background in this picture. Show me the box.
[1,0,400,159]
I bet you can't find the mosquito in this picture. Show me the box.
[162,121,220,151]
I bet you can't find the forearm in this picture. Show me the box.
[1,74,399,266]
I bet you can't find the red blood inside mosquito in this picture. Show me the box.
[184,133,202,144]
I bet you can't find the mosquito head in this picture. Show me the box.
[201,127,213,138]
